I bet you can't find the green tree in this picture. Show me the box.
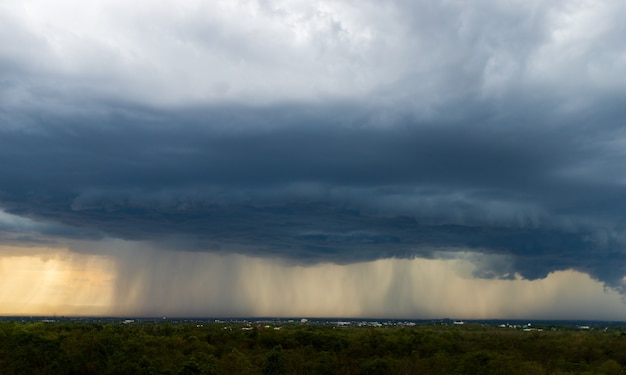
[178,358,203,375]
[218,348,253,375]
[599,359,624,375]
[358,357,391,375]
[456,350,493,375]
[262,345,286,375]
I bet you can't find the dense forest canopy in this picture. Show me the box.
[1,319,625,374]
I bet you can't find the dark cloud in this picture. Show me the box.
[1,98,626,290]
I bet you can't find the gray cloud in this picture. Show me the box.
[2,101,626,289]
[1,0,626,293]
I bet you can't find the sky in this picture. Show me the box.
[1,0,626,320]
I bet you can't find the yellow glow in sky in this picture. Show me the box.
[2,243,626,320]
[0,246,114,316]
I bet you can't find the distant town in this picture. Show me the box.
[1,315,623,331]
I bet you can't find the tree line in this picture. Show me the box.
[0,320,625,374]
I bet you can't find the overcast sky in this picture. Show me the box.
[1,0,626,319]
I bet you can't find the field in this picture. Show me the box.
[1,318,625,374]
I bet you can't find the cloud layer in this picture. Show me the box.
[2,0,626,300]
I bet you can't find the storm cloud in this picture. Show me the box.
[2,0,626,302]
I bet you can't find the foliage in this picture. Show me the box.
[0,320,624,374]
